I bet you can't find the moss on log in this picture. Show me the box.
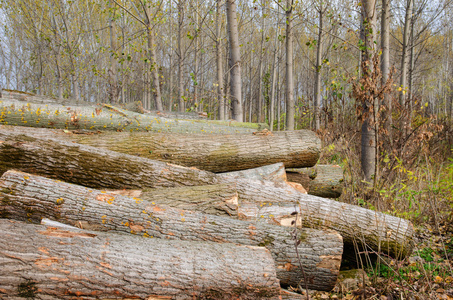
[0,125,320,172]
[0,99,260,134]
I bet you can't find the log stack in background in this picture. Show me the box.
[0,91,414,299]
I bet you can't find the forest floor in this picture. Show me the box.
[301,223,453,299]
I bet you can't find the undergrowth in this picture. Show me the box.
[306,79,453,298]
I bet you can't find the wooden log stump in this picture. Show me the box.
[0,219,281,299]
[0,170,343,291]
[287,165,344,198]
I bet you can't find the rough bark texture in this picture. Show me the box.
[0,126,413,258]
[286,165,344,198]
[0,99,258,134]
[0,126,220,189]
[3,126,320,172]
[285,0,295,131]
[360,0,378,182]
[219,163,287,183]
[129,184,239,217]
[0,170,343,291]
[0,219,281,299]
[226,0,243,122]
[1,89,93,106]
[234,178,414,258]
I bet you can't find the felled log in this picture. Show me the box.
[0,170,343,291]
[0,126,414,258]
[0,125,320,172]
[0,219,281,299]
[219,162,288,183]
[0,89,94,106]
[68,128,320,172]
[0,126,220,188]
[287,165,344,198]
[118,184,239,217]
[101,104,270,131]
[0,99,258,134]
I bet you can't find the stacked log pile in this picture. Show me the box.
[0,91,414,299]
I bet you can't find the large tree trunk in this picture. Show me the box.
[0,99,261,134]
[10,126,320,172]
[0,170,343,291]
[0,126,414,258]
[0,219,281,299]
[286,165,344,198]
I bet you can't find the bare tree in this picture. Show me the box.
[360,0,377,182]
[226,0,243,122]
[285,0,295,130]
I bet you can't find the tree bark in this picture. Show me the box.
[381,0,392,139]
[285,0,295,131]
[4,126,319,172]
[0,99,260,134]
[0,126,414,258]
[178,0,186,112]
[0,170,343,291]
[314,4,324,131]
[400,0,413,106]
[286,165,343,198]
[219,162,287,184]
[360,0,378,182]
[0,127,220,189]
[216,0,225,120]
[226,0,243,122]
[121,184,239,217]
[0,219,281,299]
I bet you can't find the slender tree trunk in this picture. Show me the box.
[108,1,120,103]
[285,0,295,130]
[269,49,277,130]
[168,0,174,110]
[257,0,266,123]
[226,0,243,122]
[193,0,200,111]
[408,8,415,114]
[145,8,163,111]
[314,6,324,131]
[216,0,225,120]
[381,0,392,136]
[399,0,413,106]
[360,0,377,182]
[178,0,185,112]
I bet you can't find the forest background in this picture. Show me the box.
[0,0,452,297]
